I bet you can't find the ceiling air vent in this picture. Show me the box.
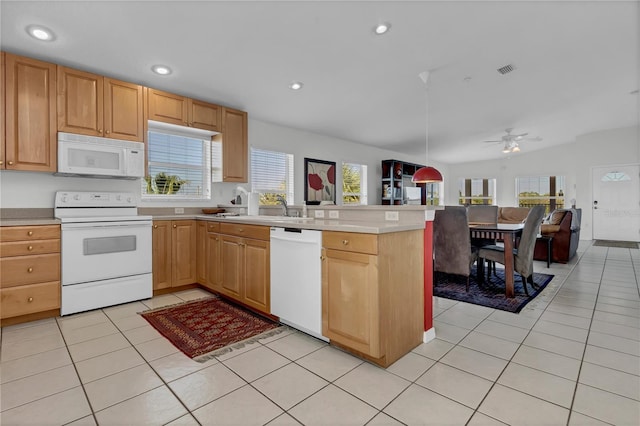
[497,64,515,75]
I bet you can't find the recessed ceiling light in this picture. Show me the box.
[374,22,391,35]
[26,25,55,42]
[151,65,172,75]
[289,81,304,90]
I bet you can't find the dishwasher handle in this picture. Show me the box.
[270,234,321,245]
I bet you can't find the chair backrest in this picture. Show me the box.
[515,205,546,277]
[467,205,498,225]
[433,206,473,277]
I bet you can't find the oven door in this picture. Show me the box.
[61,221,152,286]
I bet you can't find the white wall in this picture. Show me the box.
[0,118,442,209]
[446,126,639,240]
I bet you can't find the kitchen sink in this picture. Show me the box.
[222,215,315,223]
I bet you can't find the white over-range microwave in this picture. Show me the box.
[57,132,145,179]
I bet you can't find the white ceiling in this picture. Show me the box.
[1,1,638,164]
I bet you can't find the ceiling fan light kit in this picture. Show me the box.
[485,128,541,154]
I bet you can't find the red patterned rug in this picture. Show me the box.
[140,295,283,362]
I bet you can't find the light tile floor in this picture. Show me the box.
[1,241,639,425]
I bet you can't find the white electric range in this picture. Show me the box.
[54,191,153,315]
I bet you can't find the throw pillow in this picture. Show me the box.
[549,211,565,225]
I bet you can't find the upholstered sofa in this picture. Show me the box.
[498,207,530,224]
[533,208,582,263]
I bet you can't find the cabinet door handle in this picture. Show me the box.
[320,255,326,261]
[173,224,177,228]
[8,161,14,165]
[0,160,3,165]
[105,130,110,134]
[28,231,33,236]
[28,297,34,303]
[153,225,158,229]
[342,239,349,245]
[98,128,102,134]
[27,245,34,251]
[27,267,33,273]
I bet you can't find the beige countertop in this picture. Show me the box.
[153,214,425,234]
[0,218,61,226]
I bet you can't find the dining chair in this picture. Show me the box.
[468,205,499,275]
[477,205,546,296]
[433,207,479,291]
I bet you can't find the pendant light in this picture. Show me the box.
[412,71,443,183]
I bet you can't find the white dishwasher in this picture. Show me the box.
[270,227,328,341]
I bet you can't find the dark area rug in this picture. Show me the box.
[434,266,554,313]
[140,295,284,362]
[593,240,639,249]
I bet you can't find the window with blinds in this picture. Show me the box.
[342,162,368,205]
[250,148,294,205]
[143,123,217,200]
[458,178,496,205]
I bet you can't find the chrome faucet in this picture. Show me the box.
[276,195,289,216]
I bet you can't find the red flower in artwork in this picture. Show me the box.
[327,164,335,185]
[308,173,324,190]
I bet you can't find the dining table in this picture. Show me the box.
[469,223,525,298]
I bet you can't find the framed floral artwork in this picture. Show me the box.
[304,158,336,204]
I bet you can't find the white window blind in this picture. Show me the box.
[143,124,214,199]
[250,148,294,204]
[342,162,368,205]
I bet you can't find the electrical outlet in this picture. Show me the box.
[385,211,399,221]
[329,210,339,219]
[314,210,325,218]
[174,207,184,214]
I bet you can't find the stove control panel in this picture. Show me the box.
[55,191,137,208]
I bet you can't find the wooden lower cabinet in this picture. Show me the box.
[196,221,270,314]
[321,230,424,367]
[152,220,196,290]
[0,225,61,323]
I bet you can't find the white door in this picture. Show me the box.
[592,164,640,242]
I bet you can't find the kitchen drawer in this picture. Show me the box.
[220,223,269,241]
[0,225,60,242]
[0,253,61,288]
[0,239,60,258]
[207,222,221,233]
[323,231,378,255]
[1,281,61,319]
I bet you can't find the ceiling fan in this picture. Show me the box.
[483,128,542,153]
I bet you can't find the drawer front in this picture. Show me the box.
[323,231,378,255]
[0,239,60,257]
[1,281,61,319]
[0,225,60,242]
[0,254,61,288]
[207,222,221,233]
[220,223,269,240]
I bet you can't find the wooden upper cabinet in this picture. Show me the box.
[57,66,103,136]
[148,88,221,132]
[4,53,57,172]
[1,52,5,169]
[221,107,248,182]
[57,66,144,142]
[104,78,144,141]
[147,89,188,126]
[190,99,221,131]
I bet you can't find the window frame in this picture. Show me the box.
[458,177,496,206]
[250,147,294,205]
[516,175,566,214]
[143,121,218,201]
[342,161,368,205]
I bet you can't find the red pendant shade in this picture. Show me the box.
[412,166,443,183]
